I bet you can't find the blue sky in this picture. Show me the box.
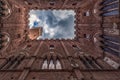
[29,10,76,39]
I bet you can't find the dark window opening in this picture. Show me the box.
[32,77,36,79]
[50,2,55,5]
[11,77,14,79]
[72,3,77,6]
[50,45,54,49]
[72,45,77,48]
[28,2,32,5]
[84,34,91,39]
[0,1,5,5]
[18,8,21,12]
[27,44,31,47]
[83,11,90,16]
[17,34,21,38]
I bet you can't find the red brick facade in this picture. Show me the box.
[0,0,120,80]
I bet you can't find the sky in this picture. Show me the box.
[29,10,76,39]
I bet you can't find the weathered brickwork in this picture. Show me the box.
[0,0,120,80]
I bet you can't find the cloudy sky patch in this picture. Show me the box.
[29,10,76,39]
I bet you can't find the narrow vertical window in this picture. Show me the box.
[42,57,62,69]
[42,59,48,69]
[56,59,62,69]
[49,59,55,69]
[50,45,54,49]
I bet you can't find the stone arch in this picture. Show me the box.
[0,32,11,53]
[93,31,103,54]
[93,0,103,21]
[0,0,12,19]
[41,56,62,70]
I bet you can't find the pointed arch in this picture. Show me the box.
[49,59,55,69]
[42,59,48,69]
[41,56,62,70]
[56,59,62,69]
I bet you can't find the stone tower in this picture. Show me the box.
[0,0,120,80]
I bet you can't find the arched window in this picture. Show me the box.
[0,32,10,51]
[0,0,11,18]
[56,59,62,69]
[42,59,48,69]
[49,45,54,49]
[42,57,62,69]
[84,11,90,16]
[49,59,55,69]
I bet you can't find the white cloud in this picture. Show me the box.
[29,10,75,39]
[28,14,39,28]
[53,10,75,20]
[43,24,56,38]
